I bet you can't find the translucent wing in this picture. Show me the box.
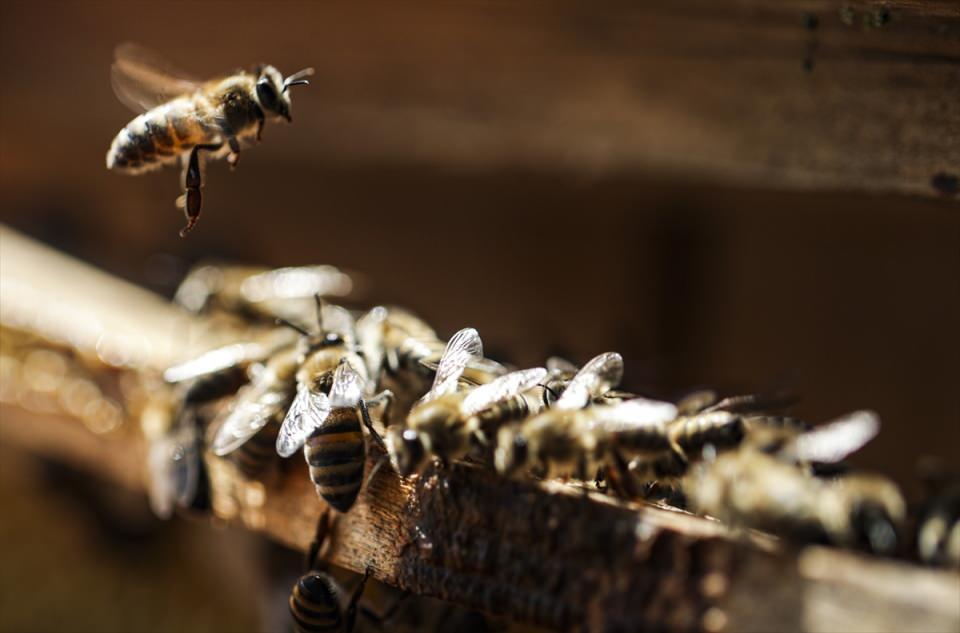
[330,360,364,408]
[675,389,718,416]
[111,42,201,112]
[147,424,201,519]
[794,410,880,464]
[462,367,547,416]
[546,356,578,376]
[276,385,332,457]
[147,436,177,520]
[211,381,291,456]
[321,303,356,341]
[240,265,353,303]
[591,397,678,430]
[555,352,623,410]
[357,306,387,385]
[163,342,267,383]
[427,328,483,400]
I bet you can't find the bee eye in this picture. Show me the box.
[256,78,278,109]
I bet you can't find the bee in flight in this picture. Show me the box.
[105,43,313,236]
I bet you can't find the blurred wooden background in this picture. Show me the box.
[0,2,958,628]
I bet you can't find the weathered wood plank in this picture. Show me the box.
[2,227,958,631]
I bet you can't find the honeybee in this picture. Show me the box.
[916,464,960,568]
[271,303,393,513]
[686,445,905,554]
[142,388,211,518]
[627,408,876,495]
[106,43,313,236]
[277,358,392,512]
[174,262,355,325]
[495,395,679,482]
[162,326,297,477]
[495,352,679,481]
[684,409,901,551]
[540,356,579,407]
[291,513,404,633]
[386,328,547,476]
[363,309,507,424]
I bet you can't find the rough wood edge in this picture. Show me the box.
[2,227,958,631]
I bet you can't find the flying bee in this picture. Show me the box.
[385,328,547,476]
[106,43,313,236]
[276,359,392,513]
[174,262,356,325]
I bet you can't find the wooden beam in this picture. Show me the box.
[2,227,958,632]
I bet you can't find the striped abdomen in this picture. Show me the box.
[304,410,365,513]
[472,394,530,438]
[106,97,217,174]
[669,412,745,455]
[289,572,345,633]
[231,419,280,478]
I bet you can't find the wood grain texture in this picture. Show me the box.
[2,228,958,632]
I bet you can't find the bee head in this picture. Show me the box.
[386,427,427,477]
[255,65,312,122]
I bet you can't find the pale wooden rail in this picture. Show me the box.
[1,226,958,632]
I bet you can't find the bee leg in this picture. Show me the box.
[343,567,373,633]
[606,450,641,499]
[305,508,332,572]
[256,115,265,142]
[226,137,241,171]
[365,389,395,428]
[358,398,388,452]
[176,146,203,237]
[177,143,222,237]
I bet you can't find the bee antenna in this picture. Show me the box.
[314,293,327,332]
[283,67,314,92]
[276,317,311,338]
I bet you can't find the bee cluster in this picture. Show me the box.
[145,263,958,632]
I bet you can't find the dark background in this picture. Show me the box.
[1,2,958,631]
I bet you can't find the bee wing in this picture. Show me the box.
[211,382,290,456]
[322,303,356,341]
[147,435,178,519]
[794,410,880,464]
[240,265,354,303]
[276,385,332,457]
[555,352,623,410]
[546,356,578,376]
[330,360,364,408]
[426,328,483,400]
[591,397,678,430]
[111,43,201,112]
[163,342,267,383]
[357,306,387,384]
[462,367,547,416]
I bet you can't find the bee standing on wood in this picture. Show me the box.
[385,328,547,476]
[105,43,313,236]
